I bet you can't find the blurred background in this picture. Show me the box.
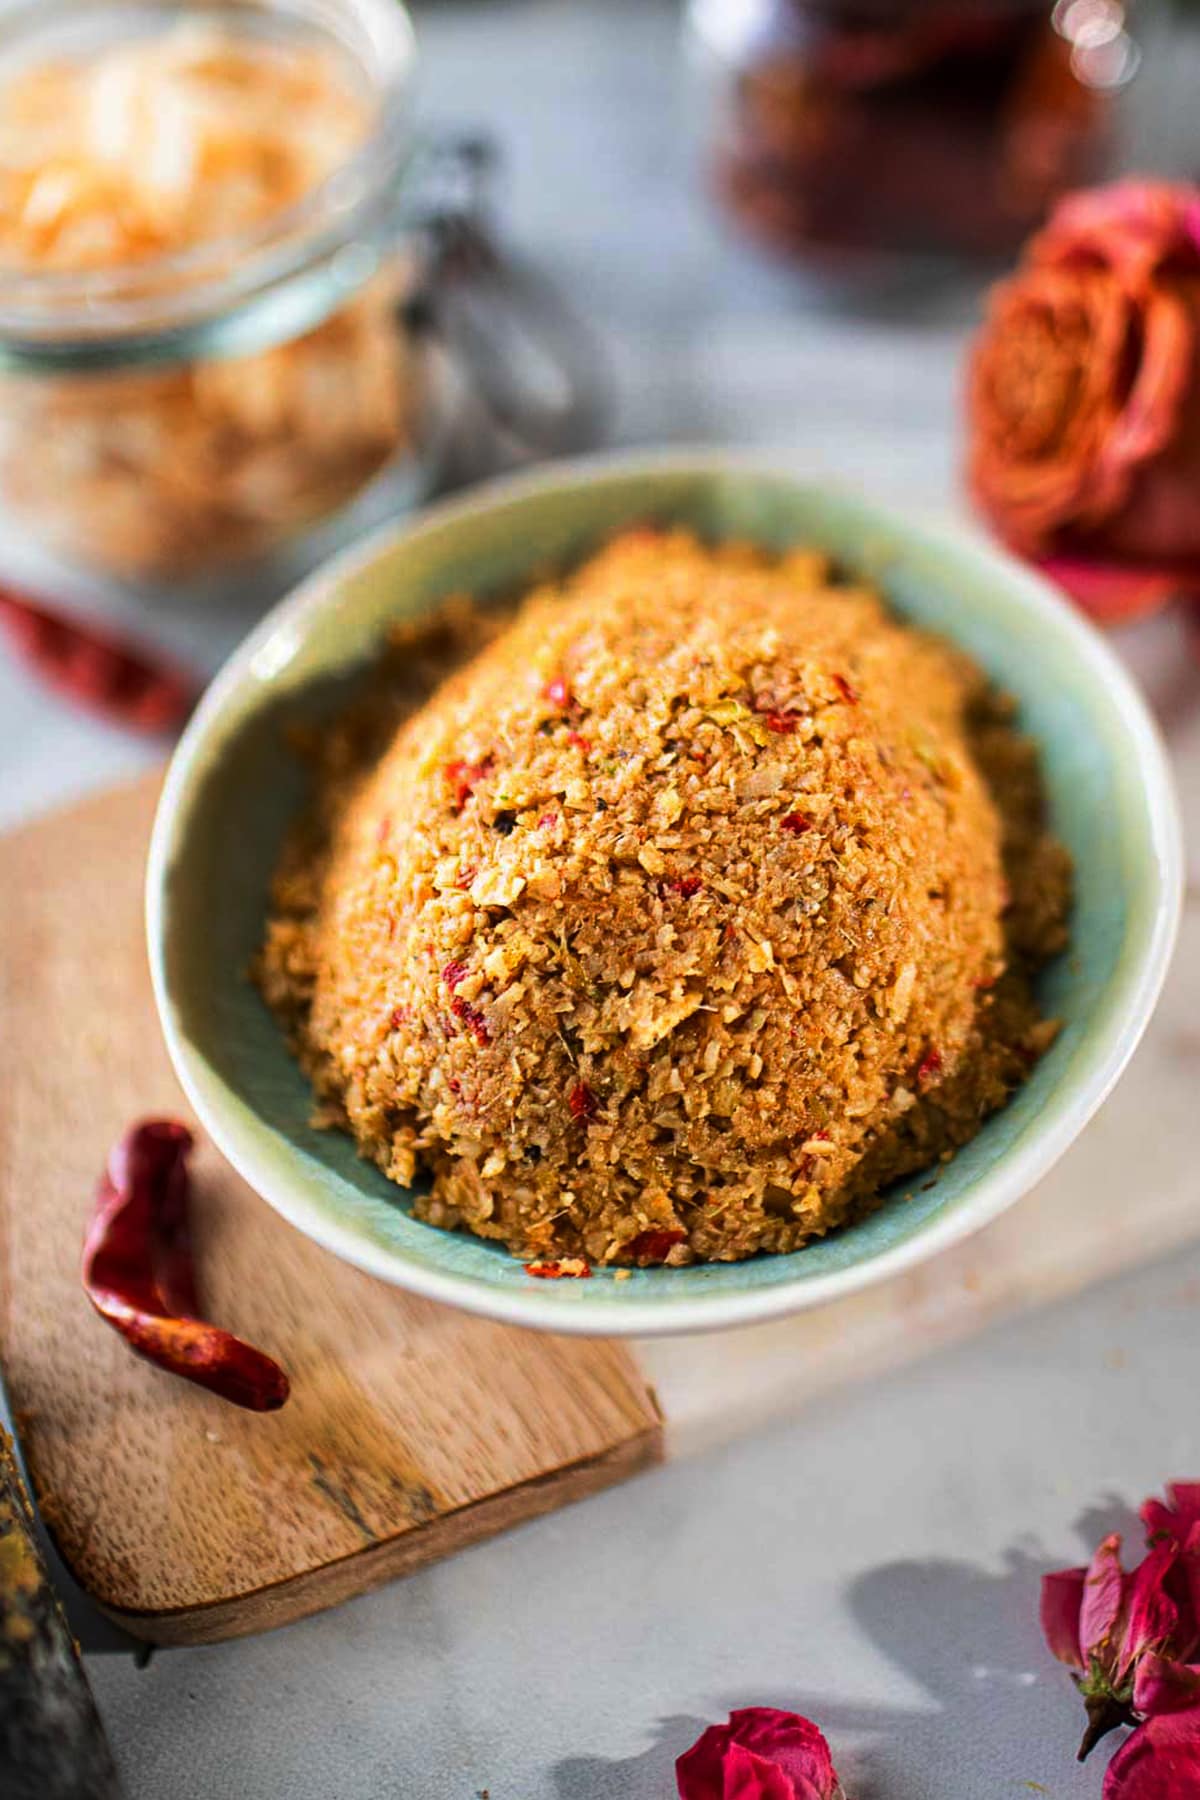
[0,0,1196,817]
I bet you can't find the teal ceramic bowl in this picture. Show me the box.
[147,453,1182,1336]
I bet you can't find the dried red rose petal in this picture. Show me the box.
[676,1707,845,1800]
[1142,1484,1200,1550]
[1140,1484,1200,1654]
[1104,1656,1200,1799]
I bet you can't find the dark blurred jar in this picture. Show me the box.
[687,0,1143,264]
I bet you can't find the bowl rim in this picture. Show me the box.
[147,447,1184,1337]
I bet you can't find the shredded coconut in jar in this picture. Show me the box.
[0,21,419,580]
[0,22,370,268]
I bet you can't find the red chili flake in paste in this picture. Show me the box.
[666,874,703,898]
[568,1080,598,1122]
[780,812,812,835]
[537,811,559,829]
[832,673,859,705]
[543,674,573,710]
[764,710,799,734]
[625,1227,687,1263]
[442,961,469,991]
[524,1258,592,1280]
[917,1047,944,1084]
[444,755,493,811]
[455,863,479,891]
[450,994,491,1045]
[566,729,591,752]
[448,1077,461,1094]
[388,1004,410,1031]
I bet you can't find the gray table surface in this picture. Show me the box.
[4,1,1198,1794]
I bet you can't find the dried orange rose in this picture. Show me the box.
[967,179,1200,626]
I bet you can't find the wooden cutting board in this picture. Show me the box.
[0,775,662,1645]
[2,774,1197,1646]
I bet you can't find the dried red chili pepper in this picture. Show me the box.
[0,584,197,735]
[832,673,860,706]
[566,729,591,753]
[442,961,469,991]
[780,811,812,835]
[82,1120,289,1412]
[665,874,703,898]
[543,674,573,710]
[917,1047,944,1084]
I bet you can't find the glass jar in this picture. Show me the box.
[687,0,1143,266]
[0,0,515,588]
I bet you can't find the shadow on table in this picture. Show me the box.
[550,1494,1138,1800]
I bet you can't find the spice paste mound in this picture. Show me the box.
[259,530,1071,1267]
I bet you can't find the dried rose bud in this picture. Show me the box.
[1042,1535,1195,1759]
[967,179,1200,634]
[1102,1654,1200,1799]
[676,1707,845,1800]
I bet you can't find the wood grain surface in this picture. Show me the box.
[0,775,662,1645]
